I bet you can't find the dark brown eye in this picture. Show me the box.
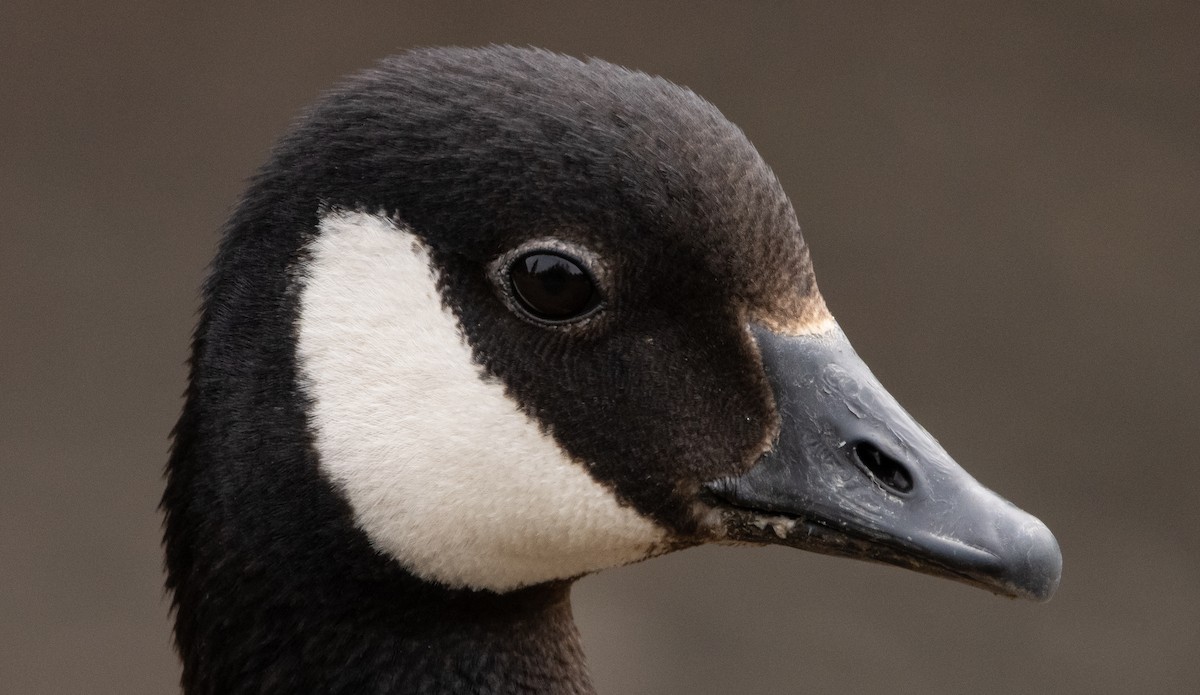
[509,251,600,323]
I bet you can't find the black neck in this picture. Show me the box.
[169,551,592,694]
[192,579,591,694]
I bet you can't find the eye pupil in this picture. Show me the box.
[510,252,599,322]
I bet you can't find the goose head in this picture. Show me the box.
[165,45,1060,692]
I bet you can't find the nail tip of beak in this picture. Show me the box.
[1003,519,1063,602]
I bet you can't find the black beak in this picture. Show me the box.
[706,324,1062,601]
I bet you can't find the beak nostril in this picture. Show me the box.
[851,441,914,494]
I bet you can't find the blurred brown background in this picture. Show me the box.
[2,2,1197,693]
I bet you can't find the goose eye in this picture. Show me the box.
[508,251,600,323]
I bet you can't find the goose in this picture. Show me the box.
[163,46,1062,694]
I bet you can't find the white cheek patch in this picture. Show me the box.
[295,210,667,592]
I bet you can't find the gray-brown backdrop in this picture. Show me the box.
[3,2,1197,693]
